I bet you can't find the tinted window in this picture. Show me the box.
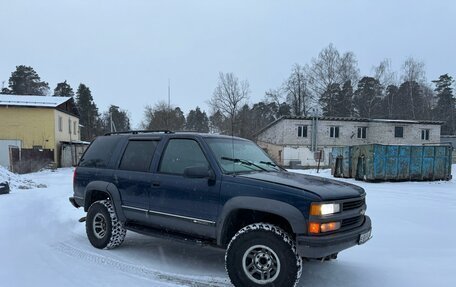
[159,139,209,175]
[119,140,158,172]
[79,136,120,168]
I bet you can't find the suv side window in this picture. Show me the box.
[159,139,209,175]
[79,136,120,168]
[119,140,158,172]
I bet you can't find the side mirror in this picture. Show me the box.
[183,166,215,180]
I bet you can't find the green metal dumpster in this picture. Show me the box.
[331,144,452,181]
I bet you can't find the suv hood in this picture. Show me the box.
[239,171,365,200]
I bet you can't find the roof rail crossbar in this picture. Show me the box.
[105,130,174,136]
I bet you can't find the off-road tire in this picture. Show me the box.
[86,199,126,249]
[225,223,302,287]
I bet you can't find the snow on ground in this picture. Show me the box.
[0,166,46,190]
[0,166,455,287]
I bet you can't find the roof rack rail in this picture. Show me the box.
[105,130,174,136]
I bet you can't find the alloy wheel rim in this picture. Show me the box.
[242,244,281,284]
[93,213,107,239]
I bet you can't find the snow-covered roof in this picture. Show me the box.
[0,95,72,108]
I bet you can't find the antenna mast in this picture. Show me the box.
[168,78,171,110]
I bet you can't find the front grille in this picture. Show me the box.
[343,198,365,211]
[341,215,364,229]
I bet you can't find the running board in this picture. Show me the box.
[125,223,218,248]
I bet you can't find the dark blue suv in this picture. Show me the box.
[70,131,371,287]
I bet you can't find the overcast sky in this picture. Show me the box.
[1,0,455,127]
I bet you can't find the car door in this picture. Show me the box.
[148,137,220,239]
[115,138,159,224]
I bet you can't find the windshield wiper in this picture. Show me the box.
[221,157,268,172]
[259,161,286,171]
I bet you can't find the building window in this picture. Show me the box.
[394,126,404,138]
[330,126,339,138]
[357,127,367,139]
[297,125,307,138]
[58,116,62,132]
[68,118,72,134]
[73,122,77,135]
[421,129,430,140]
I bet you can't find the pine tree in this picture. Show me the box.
[432,74,455,134]
[353,77,383,118]
[101,105,131,133]
[53,80,74,97]
[186,107,209,133]
[320,83,341,116]
[235,104,253,139]
[382,84,399,118]
[333,80,354,117]
[209,110,228,134]
[8,65,49,95]
[76,83,100,140]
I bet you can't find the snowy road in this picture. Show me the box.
[1,167,455,287]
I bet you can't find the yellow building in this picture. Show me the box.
[0,95,80,169]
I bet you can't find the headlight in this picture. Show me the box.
[310,203,341,216]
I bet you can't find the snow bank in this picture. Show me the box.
[0,166,46,190]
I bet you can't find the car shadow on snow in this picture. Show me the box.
[87,231,375,287]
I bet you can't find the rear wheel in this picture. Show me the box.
[86,199,126,249]
[225,223,302,287]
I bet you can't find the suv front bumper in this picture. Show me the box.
[296,216,371,258]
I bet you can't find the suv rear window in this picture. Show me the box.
[79,136,120,168]
[119,140,158,172]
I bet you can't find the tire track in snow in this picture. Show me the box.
[53,242,232,287]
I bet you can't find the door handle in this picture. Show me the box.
[151,181,160,188]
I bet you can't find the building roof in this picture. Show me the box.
[0,95,72,108]
[255,116,443,137]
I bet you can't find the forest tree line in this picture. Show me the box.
[1,44,455,141]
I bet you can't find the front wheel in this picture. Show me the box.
[225,223,302,287]
[86,199,126,249]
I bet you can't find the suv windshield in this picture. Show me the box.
[205,137,280,173]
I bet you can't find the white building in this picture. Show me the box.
[256,116,442,167]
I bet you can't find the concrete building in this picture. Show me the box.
[441,135,456,163]
[256,116,442,167]
[0,95,80,170]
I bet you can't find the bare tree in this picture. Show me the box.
[308,44,341,96]
[209,72,250,133]
[401,57,426,84]
[373,58,397,88]
[308,44,359,99]
[141,102,185,131]
[265,88,283,108]
[339,51,360,85]
[283,64,313,116]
